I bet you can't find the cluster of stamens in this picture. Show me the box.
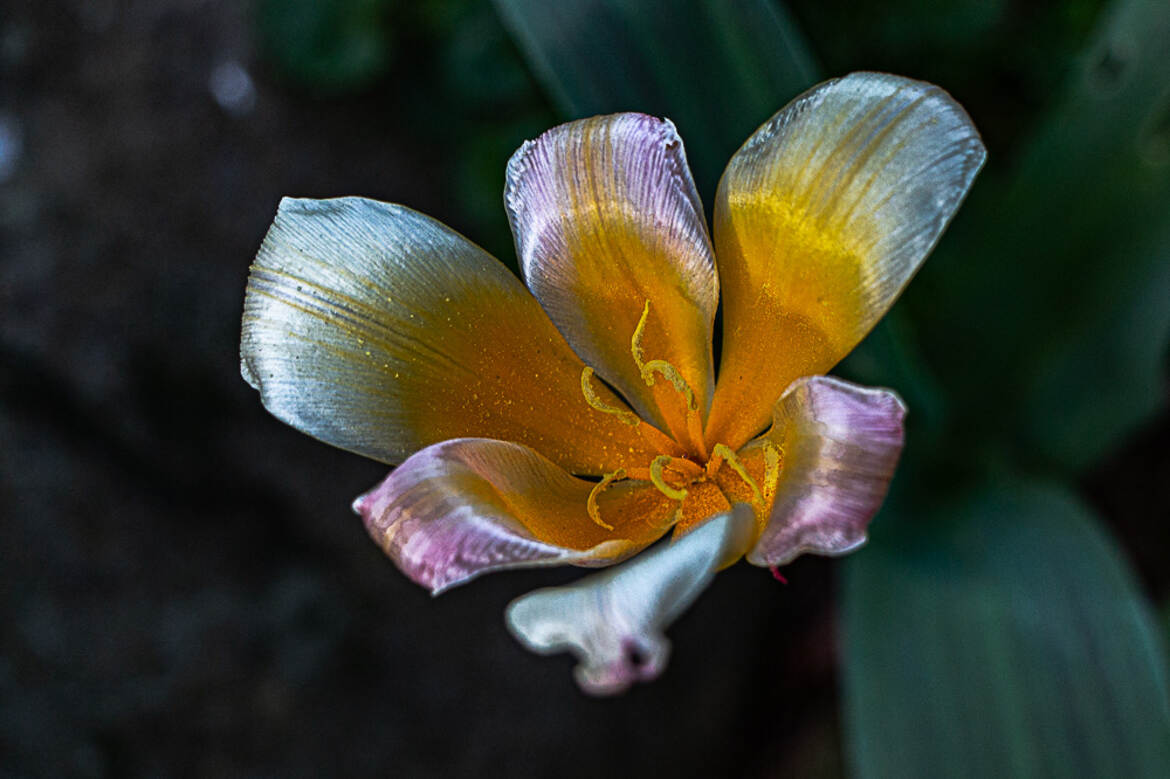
[580,301,779,532]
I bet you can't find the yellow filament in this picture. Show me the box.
[641,360,698,411]
[707,443,763,506]
[629,300,706,456]
[649,455,689,501]
[586,469,626,531]
[630,299,651,368]
[580,367,641,427]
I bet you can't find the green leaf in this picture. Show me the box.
[1020,220,1170,470]
[491,0,819,194]
[909,0,1170,469]
[842,482,1170,779]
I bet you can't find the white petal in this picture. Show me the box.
[240,196,673,475]
[505,505,755,695]
[707,72,985,448]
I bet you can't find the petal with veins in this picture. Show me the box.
[355,438,677,595]
[506,505,755,695]
[506,114,717,451]
[241,197,677,476]
[708,72,985,449]
[747,376,906,567]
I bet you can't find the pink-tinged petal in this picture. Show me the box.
[505,114,717,451]
[354,438,675,595]
[506,505,755,695]
[746,376,906,567]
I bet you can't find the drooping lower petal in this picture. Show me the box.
[506,505,755,695]
[354,438,677,595]
[241,197,677,477]
[746,376,906,567]
[707,72,985,449]
[505,114,718,451]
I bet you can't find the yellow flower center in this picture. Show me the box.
[580,300,783,535]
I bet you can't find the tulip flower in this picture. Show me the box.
[241,72,985,694]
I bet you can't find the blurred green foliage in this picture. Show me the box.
[845,481,1170,778]
[258,0,393,93]
[493,0,817,196]
[257,0,1170,775]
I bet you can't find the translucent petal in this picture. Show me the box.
[707,72,985,449]
[506,505,755,695]
[506,114,717,452]
[746,376,906,567]
[355,438,678,595]
[241,197,677,476]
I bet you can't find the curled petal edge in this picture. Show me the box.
[354,438,670,595]
[747,376,906,567]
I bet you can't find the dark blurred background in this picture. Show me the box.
[2,1,1167,777]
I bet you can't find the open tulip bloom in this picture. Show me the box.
[241,72,985,695]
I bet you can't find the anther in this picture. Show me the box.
[586,468,626,531]
[580,366,641,427]
[629,300,707,457]
[649,455,689,501]
[707,443,763,506]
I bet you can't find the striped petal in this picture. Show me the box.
[506,505,755,695]
[355,438,677,595]
[241,197,677,477]
[746,376,906,567]
[707,72,985,449]
[505,114,717,453]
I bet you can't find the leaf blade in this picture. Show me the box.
[491,0,819,193]
[842,482,1170,779]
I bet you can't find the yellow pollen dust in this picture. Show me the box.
[707,444,763,508]
[577,302,784,534]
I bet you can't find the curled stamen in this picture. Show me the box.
[707,443,763,506]
[629,300,707,457]
[649,455,689,501]
[586,469,626,531]
[630,299,652,369]
[641,360,698,411]
[580,367,641,427]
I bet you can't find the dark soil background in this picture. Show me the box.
[2,1,1166,777]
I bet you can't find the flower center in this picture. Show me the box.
[578,299,782,535]
[585,444,778,533]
